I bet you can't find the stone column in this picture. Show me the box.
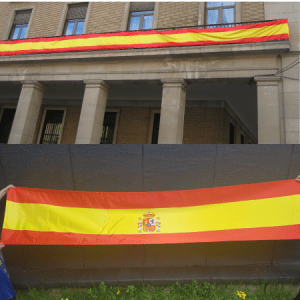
[158,79,188,144]
[254,76,281,144]
[75,80,110,144]
[8,81,45,144]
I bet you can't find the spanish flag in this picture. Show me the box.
[1,179,299,245]
[0,19,289,56]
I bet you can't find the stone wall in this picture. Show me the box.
[157,2,199,28]
[241,2,265,22]
[87,2,125,34]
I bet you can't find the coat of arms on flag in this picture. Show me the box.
[138,212,160,233]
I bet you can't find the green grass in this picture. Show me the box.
[15,280,300,300]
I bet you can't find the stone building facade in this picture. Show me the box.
[0,2,299,144]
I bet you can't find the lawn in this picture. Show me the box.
[15,280,300,300]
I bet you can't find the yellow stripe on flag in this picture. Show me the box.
[4,194,300,235]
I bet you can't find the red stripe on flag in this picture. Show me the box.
[2,224,299,245]
[7,179,300,209]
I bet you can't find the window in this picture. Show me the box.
[151,113,160,144]
[9,10,32,40]
[229,122,235,144]
[128,2,154,31]
[149,112,160,144]
[206,2,235,27]
[100,112,118,144]
[0,107,16,143]
[63,3,88,36]
[39,109,66,144]
[241,133,245,144]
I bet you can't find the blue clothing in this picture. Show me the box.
[0,251,16,300]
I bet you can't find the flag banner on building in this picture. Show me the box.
[1,179,299,245]
[0,19,289,56]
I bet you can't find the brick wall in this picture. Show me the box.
[241,2,265,22]
[183,108,227,144]
[28,2,65,38]
[116,108,150,144]
[0,2,11,39]
[157,2,199,28]
[87,2,125,34]
[61,106,81,144]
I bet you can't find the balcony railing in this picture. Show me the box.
[134,19,278,32]
[0,19,289,58]
[1,19,279,42]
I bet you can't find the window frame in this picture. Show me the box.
[128,10,155,31]
[63,18,86,36]
[3,6,35,40]
[9,23,29,40]
[205,2,236,26]
[121,2,159,32]
[0,105,17,144]
[100,109,120,144]
[56,2,91,37]
[147,109,161,144]
[37,107,67,145]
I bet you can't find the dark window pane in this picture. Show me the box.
[19,25,28,39]
[129,16,140,31]
[65,21,75,36]
[151,113,160,144]
[66,4,88,20]
[11,27,20,40]
[241,134,245,144]
[40,110,64,144]
[13,10,32,25]
[75,21,85,35]
[229,123,235,144]
[223,8,234,23]
[143,15,153,29]
[130,2,154,13]
[0,108,16,143]
[100,112,117,144]
[207,9,218,25]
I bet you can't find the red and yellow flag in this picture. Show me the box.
[0,19,289,56]
[1,179,299,245]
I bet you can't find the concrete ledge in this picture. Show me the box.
[8,264,300,289]
[0,41,290,63]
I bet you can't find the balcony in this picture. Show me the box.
[0,19,290,63]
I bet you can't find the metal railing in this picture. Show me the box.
[3,19,278,42]
[141,19,277,32]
